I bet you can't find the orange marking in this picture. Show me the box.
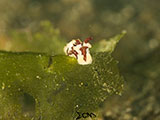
[68,47,78,59]
[75,40,81,45]
[84,37,93,43]
[80,46,88,61]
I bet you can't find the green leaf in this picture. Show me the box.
[93,30,127,53]
[0,50,124,120]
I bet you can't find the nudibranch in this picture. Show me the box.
[64,37,93,65]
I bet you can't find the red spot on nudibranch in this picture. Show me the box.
[73,39,82,46]
[75,39,81,45]
[68,47,78,59]
[84,37,93,43]
[80,46,88,61]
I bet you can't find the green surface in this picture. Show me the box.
[0,50,124,120]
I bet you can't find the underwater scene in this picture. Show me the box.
[0,0,160,120]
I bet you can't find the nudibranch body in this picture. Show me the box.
[64,37,92,65]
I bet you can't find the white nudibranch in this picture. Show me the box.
[64,37,93,65]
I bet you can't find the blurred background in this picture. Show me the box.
[0,0,160,119]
